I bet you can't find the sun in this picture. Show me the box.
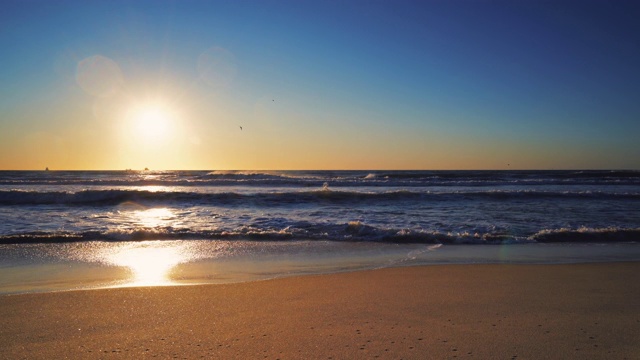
[127,102,176,143]
[135,107,171,140]
[117,96,190,169]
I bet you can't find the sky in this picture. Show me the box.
[1,0,639,170]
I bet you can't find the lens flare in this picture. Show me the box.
[76,55,124,97]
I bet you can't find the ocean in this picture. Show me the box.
[1,170,639,293]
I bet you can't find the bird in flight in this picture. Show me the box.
[239,125,243,131]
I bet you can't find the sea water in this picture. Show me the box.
[1,170,639,293]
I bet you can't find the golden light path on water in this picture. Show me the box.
[94,206,448,289]
[104,207,192,287]
[107,243,186,286]
[133,207,174,228]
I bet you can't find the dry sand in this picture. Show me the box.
[1,263,639,359]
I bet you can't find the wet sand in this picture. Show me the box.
[1,263,639,359]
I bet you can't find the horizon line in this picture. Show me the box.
[0,168,638,172]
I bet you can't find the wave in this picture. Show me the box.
[1,188,639,206]
[529,227,640,243]
[1,224,638,245]
[1,170,638,187]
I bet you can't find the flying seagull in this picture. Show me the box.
[239,126,243,131]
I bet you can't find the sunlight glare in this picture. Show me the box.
[108,243,186,286]
[123,101,179,147]
[133,207,175,228]
[101,208,185,286]
[114,91,199,169]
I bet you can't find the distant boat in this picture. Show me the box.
[45,167,49,171]
[144,167,149,171]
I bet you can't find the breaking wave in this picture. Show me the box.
[2,189,638,206]
[1,170,638,187]
[529,227,640,243]
[1,224,637,245]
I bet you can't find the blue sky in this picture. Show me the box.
[1,0,639,169]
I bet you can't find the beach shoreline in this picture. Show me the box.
[1,262,638,359]
[3,241,640,296]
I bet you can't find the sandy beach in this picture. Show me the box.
[1,262,638,359]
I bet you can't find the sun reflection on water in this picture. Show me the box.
[112,243,187,286]
[104,207,188,286]
[108,243,186,286]
[133,207,175,228]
